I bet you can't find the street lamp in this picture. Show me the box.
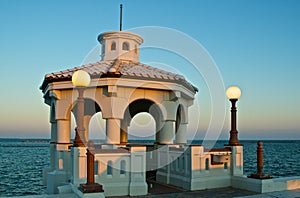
[72,70,91,147]
[226,86,242,146]
[72,70,104,193]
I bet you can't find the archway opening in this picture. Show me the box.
[123,99,163,143]
[128,112,156,141]
[71,98,102,142]
[89,112,106,141]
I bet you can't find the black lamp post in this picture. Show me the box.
[72,70,104,193]
[72,70,91,147]
[226,86,242,146]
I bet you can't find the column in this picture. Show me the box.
[56,119,71,171]
[43,120,57,186]
[159,121,174,144]
[175,123,187,144]
[50,120,57,169]
[106,118,121,144]
[120,119,128,144]
[47,119,71,194]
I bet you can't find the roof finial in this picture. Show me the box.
[120,4,123,31]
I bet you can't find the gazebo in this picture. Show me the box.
[40,30,199,196]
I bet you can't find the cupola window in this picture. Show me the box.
[122,42,129,51]
[111,41,116,51]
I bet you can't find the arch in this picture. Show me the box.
[124,99,163,128]
[111,41,116,51]
[89,112,106,140]
[71,98,101,117]
[127,112,156,140]
[122,99,164,143]
[122,42,129,51]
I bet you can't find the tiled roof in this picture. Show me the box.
[41,59,198,92]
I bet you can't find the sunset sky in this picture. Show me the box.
[0,0,299,140]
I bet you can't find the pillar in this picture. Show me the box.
[57,119,71,144]
[159,121,175,144]
[175,123,187,144]
[47,119,72,194]
[43,120,57,186]
[106,118,121,144]
[50,120,57,169]
[120,119,128,144]
[230,146,243,176]
[129,146,148,196]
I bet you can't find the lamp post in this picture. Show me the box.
[72,70,104,193]
[72,70,91,147]
[226,86,242,146]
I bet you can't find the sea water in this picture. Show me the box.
[0,139,299,197]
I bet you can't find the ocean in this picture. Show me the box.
[0,139,299,197]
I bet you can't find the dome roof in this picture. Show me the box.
[40,59,198,93]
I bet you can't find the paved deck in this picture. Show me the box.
[4,181,300,198]
[5,188,300,198]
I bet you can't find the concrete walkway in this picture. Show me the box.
[5,188,300,198]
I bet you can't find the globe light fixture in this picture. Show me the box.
[72,70,91,87]
[226,86,241,100]
[72,70,91,147]
[226,86,242,146]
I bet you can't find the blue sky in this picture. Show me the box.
[0,0,299,139]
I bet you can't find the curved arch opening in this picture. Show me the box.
[128,112,155,140]
[123,99,163,142]
[71,98,102,142]
[122,42,129,51]
[111,41,116,51]
[89,112,106,140]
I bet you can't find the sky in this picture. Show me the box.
[0,0,299,140]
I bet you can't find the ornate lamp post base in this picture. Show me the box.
[79,183,104,193]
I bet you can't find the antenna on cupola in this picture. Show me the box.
[119,4,123,31]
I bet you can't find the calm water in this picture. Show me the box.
[0,139,299,197]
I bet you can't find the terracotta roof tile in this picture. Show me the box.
[41,60,198,92]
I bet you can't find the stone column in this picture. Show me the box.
[175,123,187,144]
[47,119,72,194]
[56,119,72,172]
[50,120,57,169]
[106,118,121,144]
[43,120,57,186]
[120,119,128,144]
[159,121,174,144]
[56,119,71,144]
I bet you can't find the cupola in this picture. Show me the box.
[98,31,143,62]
